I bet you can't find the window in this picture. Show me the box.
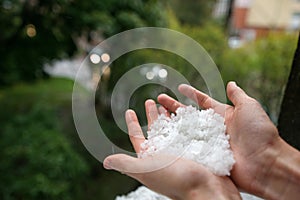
[290,12,300,30]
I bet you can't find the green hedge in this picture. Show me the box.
[0,104,88,199]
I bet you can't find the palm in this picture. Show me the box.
[225,100,279,193]
[157,82,279,195]
[104,99,241,199]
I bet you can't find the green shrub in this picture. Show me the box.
[0,104,88,200]
[220,33,298,121]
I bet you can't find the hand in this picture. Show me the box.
[158,81,300,199]
[103,100,241,200]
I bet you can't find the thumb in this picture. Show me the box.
[103,154,140,173]
[104,154,148,181]
[226,81,249,106]
[103,154,177,174]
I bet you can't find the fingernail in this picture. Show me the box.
[231,81,237,87]
[125,110,133,121]
[103,160,112,170]
[145,99,155,105]
[179,83,190,88]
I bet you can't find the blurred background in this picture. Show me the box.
[0,0,299,199]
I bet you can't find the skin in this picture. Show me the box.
[104,81,300,199]
[104,100,241,200]
[157,81,300,200]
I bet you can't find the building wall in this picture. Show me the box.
[231,0,300,39]
[246,0,300,29]
[233,7,248,29]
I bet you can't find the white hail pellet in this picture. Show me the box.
[140,106,235,176]
[116,106,263,200]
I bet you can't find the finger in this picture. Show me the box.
[226,81,249,106]
[103,154,141,172]
[125,109,145,153]
[158,106,170,117]
[103,154,159,192]
[178,84,223,109]
[157,94,185,113]
[103,154,177,175]
[145,99,159,129]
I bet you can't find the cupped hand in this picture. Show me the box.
[103,100,241,200]
[157,81,284,197]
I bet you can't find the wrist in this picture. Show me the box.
[257,138,300,200]
[183,177,241,200]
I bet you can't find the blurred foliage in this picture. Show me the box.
[180,23,227,67]
[0,79,85,199]
[0,78,73,120]
[0,78,139,199]
[0,104,88,199]
[100,13,297,124]
[0,0,167,85]
[220,33,298,121]
[101,20,227,124]
[168,0,217,26]
[1,0,299,199]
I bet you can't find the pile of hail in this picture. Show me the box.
[116,106,262,200]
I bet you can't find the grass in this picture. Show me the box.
[0,78,74,122]
[0,78,74,105]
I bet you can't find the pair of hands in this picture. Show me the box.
[104,82,300,200]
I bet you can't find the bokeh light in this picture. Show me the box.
[101,53,110,63]
[26,24,36,38]
[146,71,155,80]
[90,53,101,64]
[158,68,168,78]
